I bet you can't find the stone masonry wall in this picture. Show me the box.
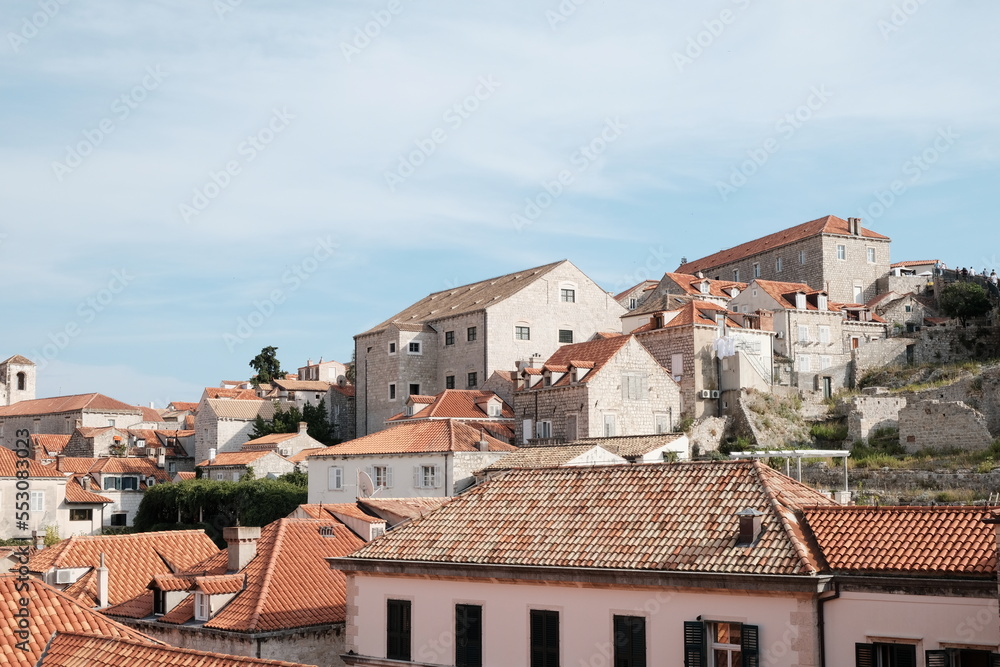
[635,327,698,418]
[899,399,992,453]
[818,233,890,304]
[846,393,907,442]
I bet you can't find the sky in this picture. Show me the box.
[2,0,997,407]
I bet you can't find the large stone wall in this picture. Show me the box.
[898,400,992,453]
[853,323,1000,385]
[846,392,907,442]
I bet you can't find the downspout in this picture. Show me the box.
[817,582,840,667]
[483,311,488,388]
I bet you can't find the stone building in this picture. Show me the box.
[326,382,356,442]
[677,214,891,304]
[613,279,658,311]
[630,300,773,419]
[866,291,930,333]
[0,393,143,451]
[296,357,348,383]
[354,260,626,436]
[513,334,682,444]
[196,450,295,481]
[384,389,516,442]
[192,397,275,466]
[0,354,35,406]
[54,455,170,529]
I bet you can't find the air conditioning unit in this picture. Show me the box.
[775,331,785,339]
[699,390,711,399]
[55,569,73,584]
[280,447,291,457]
[711,390,720,399]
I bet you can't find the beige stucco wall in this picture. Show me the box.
[345,574,818,666]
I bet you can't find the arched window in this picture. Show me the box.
[16,372,26,391]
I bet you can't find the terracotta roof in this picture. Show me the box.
[576,433,687,459]
[802,506,996,578]
[359,260,567,335]
[204,398,275,421]
[520,335,632,390]
[891,259,939,268]
[0,445,63,478]
[31,434,72,456]
[152,573,194,592]
[28,531,219,607]
[171,519,364,632]
[204,388,261,401]
[64,478,113,504]
[37,632,318,667]
[174,471,196,481]
[479,444,626,473]
[0,575,158,667]
[387,390,514,423]
[0,393,139,417]
[242,432,300,447]
[167,401,199,412]
[90,456,168,480]
[137,406,162,422]
[329,384,356,397]
[287,447,325,464]
[296,503,385,525]
[647,300,745,330]
[749,279,832,311]
[359,497,450,523]
[198,450,282,468]
[677,215,890,274]
[310,420,516,457]
[613,279,659,301]
[270,379,331,392]
[627,293,697,318]
[662,272,747,299]
[1,354,34,365]
[345,461,833,575]
[195,574,246,595]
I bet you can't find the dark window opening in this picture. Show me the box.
[446,375,455,389]
[613,615,646,667]
[387,599,411,661]
[558,330,573,344]
[445,331,455,346]
[455,604,482,667]
[530,609,558,667]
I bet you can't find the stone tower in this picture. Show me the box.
[0,355,36,406]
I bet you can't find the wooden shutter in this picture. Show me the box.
[413,465,421,489]
[386,599,411,661]
[925,650,950,667]
[456,604,482,667]
[684,621,706,667]
[741,624,759,667]
[855,643,876,667]
[895,644,917,667]
[386,466,394,488]
[530,610,559,667]
[990,653,1000,667]
[432,465,442,488]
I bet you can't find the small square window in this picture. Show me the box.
[467,327,477,342]
[388,342,397,354]
[560,288,576,303]
[408,341,421,354]
[515,326,530,340]
[388,384,396,400]
[408,383,420,396]
[445,331,455,346]
[110,513,127,527]
[69,508,92,521]
[467,372,478,388]
[445,375,455,389]
[904,304,912,313]
[558,329,573,344]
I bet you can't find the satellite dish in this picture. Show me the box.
[358,470,375,498]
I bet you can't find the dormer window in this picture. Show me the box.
[487,402,501,417]
[817,294,828,311]
[153,589,167,616]
[700,281,710,294]
[195,592,210,621]
[795,293,807,310]
[730,287,739,298]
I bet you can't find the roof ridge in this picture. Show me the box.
[754,461,819,575]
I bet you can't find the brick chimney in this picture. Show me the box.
[224,526,261,573]
[298,422,308,435]
[756,310,774,332]
[96,552,109,608]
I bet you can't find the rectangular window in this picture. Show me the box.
[856,642,917,667]
[854,285,864,303]
[685,621,758,667]
[388,342,396,355]
[214,473,225,481]
[629,298,637,309]
[387,600,412,661]
[69,508,92,521]
[904,304,912,313]
[613,615,646,667]
[604,414,617,437]
[821,356,832,370]
[104,477,120,491]
[818,325,830,344]
[408,341,421,354]
[110,513,127,527]
[372,465,392,489]
[752,263,760,278]
[558,329,573,344]
[195,592,210,621]
[925,648,1000,666]
[671,353,684,382]
[416,465,441,489]
[837,244,846,260]
[867,247,876,263]
[328,466,344,491]
[467,326,477,342]
[799,250,807,264]
[798,325,810,342]
[467,372,478,388]
[30,491,44,512]
[536,421,552,439]
[153,590,166,616]
[388,383,396,400]
[655,414,670,434]
[455,604,483,667]
[560,288,576,303]
[775,257,783,272]
[408,383,420,396]
[121,476,138,491]
[623,374,647,400]
[530,610,559,667]
[515,326,531,340]
[445,331,455,346]
[798,355,811,373]
[445,375,456,389]
[732,269,739,281]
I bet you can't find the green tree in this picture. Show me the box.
[940,282,992,326]
[249,401,336,446]
[276,469,308,488]
[249,346,284,387]
[345,350,356,384]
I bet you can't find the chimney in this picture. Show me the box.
[55,455,63,472]
[157,448,166,469]
[478,429,490,452]
[208,448,217,464]
[736,508,764,546]
[81,476,90,491]
[96,552,109,608]
[32,530,44,551]
[298,421,308,435]
[696,271,704,279]
[223,526,261,573]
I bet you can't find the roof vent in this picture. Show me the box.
[735,507,764,547]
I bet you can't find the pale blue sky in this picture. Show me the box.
[2,0,997,406]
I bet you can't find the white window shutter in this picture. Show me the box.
[365,465,373,482]
[433,465,441,488]
[413,465,421,489]
[386,466,394,488]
